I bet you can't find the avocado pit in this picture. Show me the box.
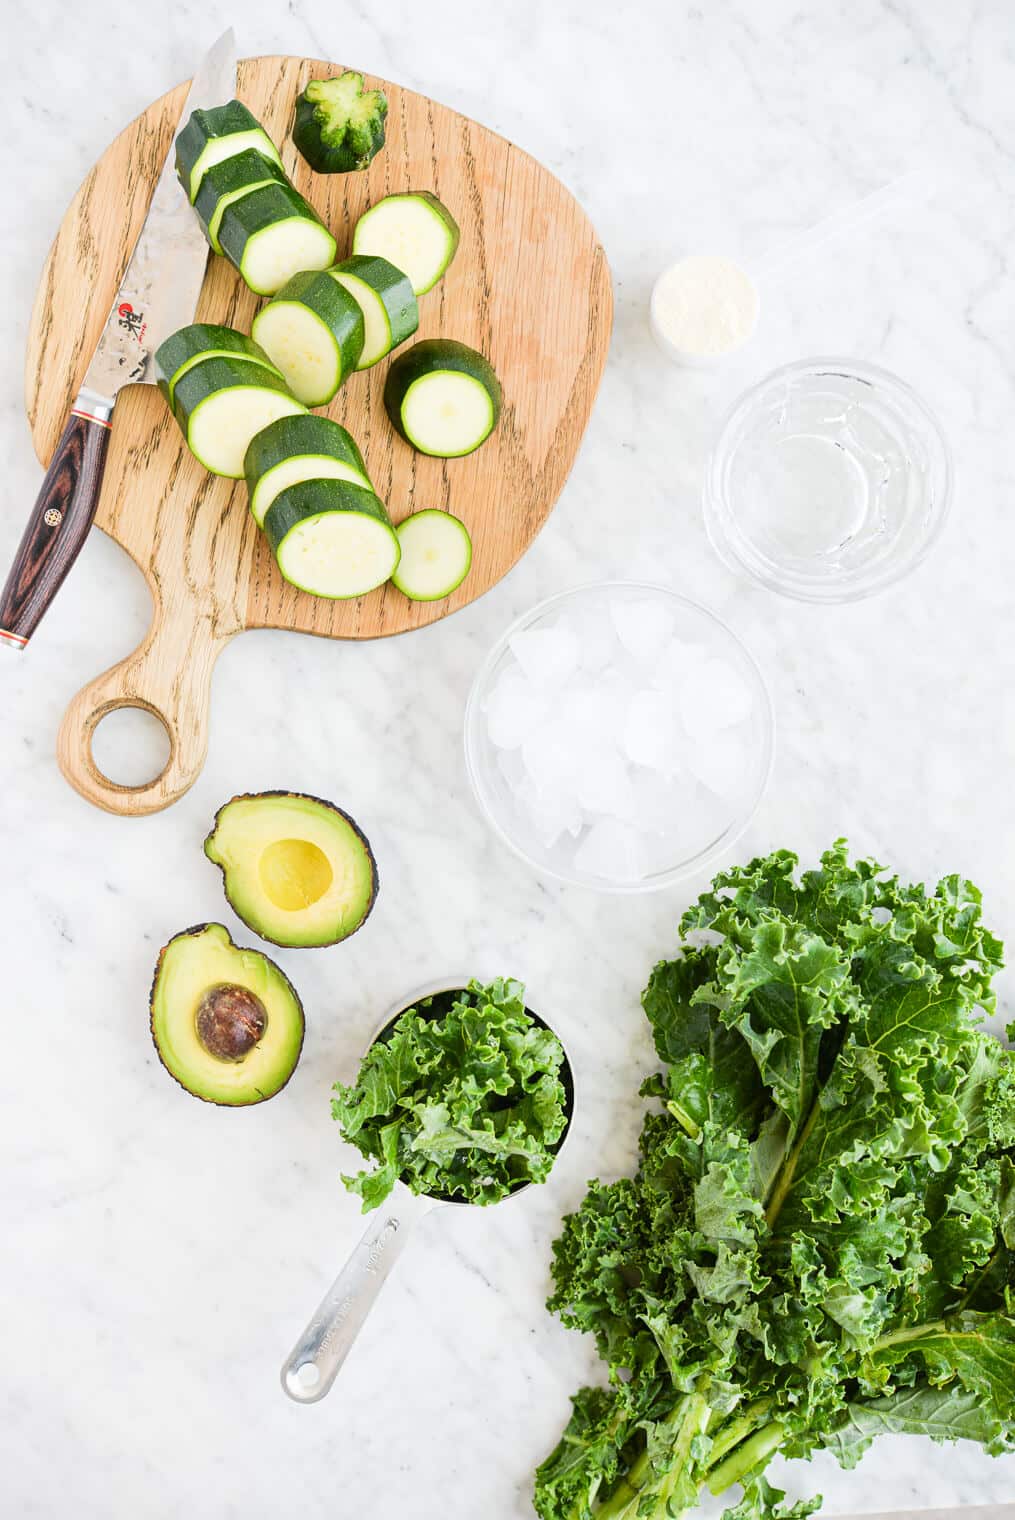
[196,982,268,1062]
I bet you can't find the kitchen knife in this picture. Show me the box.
[0,28,237,651]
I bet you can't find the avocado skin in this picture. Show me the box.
[204,791,379,949]
[149,921,306,1106]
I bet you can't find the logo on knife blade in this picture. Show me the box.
[117,302,147,342]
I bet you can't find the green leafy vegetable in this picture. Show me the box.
[535,843,1015,1520]
[333,978,569,1210]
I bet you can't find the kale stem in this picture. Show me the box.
[764,1098,820,1228]
[705,1420,785,1495]
[593,1397,691,1520]
[870,1319,944,1352]
[702,1397,775,1472]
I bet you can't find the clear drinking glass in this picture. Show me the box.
[704,358,952,602]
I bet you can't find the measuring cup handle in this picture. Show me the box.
[281,1190,437,1403]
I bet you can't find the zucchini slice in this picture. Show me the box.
[154,324,282,408]
[175,100,284,203]
[244,414,372,527]
[328,255,418,370]
[292,73,388,174]
[264,480,400,600]
[193,148,289,254]
[217,183,337,297]
[351,192,460,295]
[392,510,472,601]
[171,358,307,479]
[383,340,502,457]
[251,270,365,406]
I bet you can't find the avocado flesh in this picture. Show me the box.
[150,923,304,1105]
[205,792,377,949]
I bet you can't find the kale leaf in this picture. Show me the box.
[536,843,1014,1520]
[333,978,568,1209]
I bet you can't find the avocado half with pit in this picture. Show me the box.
[150,923,304,1105]
[204,792,378,949]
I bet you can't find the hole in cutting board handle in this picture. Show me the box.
[89,704,172,790]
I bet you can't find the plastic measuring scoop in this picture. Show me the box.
[650,171,932,366]
[280,979,576,1403]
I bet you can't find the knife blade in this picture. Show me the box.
[0,28,237,650]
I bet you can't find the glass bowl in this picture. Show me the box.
[464,582,774,893]
[703,358,952,602]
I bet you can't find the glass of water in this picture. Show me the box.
[703,359,951,602]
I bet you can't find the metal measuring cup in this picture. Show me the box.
[281,978,576,1403]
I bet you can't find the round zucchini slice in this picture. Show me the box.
[329,255,418,369]
[205,792,378,949]
[150,922,305,1105]
[351,192,460,295]
[154,323,282,409]
[217,183,337,296]
[175,100,283,203]
[383,340,502,457]
[392,510,472,601]
[193,147,290,253]
[171,357,307,478]
[251,270,365,406]
[244,414,372,527]
[263,479,400,600]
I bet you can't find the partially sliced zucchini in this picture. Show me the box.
[154,324,282,408]
[217,183,337,297]
[264,480,400,600]
[292,73,388,174]
[383,340,502,457]
[172,358,306,478]
[351,192,460,295]
[328,255,418,370]
[244,414,372,527]
[251,270,365,406]
[175,100,283,202]
[392,510,472,601]
[193,148,289,253]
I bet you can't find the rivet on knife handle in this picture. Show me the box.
[0,390,113,649]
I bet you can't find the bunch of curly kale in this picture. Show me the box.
[536,843,1015,1520]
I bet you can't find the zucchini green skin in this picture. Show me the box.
[292,73,388,174]
[263,478,394,557]
[154,324,281,408]
[383,340,502,455]
[175,100,282,201]
[193,148,289,253]
[217,183,337,295]
[251,269,365,404]
[329,255,418,368]
[244,413,369,489]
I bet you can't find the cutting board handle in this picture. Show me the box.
[56,598,232,816]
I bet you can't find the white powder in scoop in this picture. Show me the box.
[650,255,759,362]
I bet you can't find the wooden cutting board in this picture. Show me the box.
[25,55,612,815]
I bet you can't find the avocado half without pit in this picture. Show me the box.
[204,791,378,949]
[150,923,305,1105]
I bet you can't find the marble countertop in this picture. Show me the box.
[3,2,1015,1516]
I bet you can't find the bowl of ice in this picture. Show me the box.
[464,583,774,891]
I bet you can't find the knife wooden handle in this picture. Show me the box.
[0,403,112,649]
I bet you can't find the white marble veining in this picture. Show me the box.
[2,2,1015,1516]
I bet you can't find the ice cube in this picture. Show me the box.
[484,667,551,749]
[515,777,582,848]
[496,747,527,789]
[509,622,580,688]
[576,748,634,815]
[685,730,751,799]
[651,637,708,693]
[679,657,755,736]
[570,605,619,673]
[573,817,646,882]
[621,766,698,833]
[637,786,729,873]
[610,598,677,662]
[622,690,683,772]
